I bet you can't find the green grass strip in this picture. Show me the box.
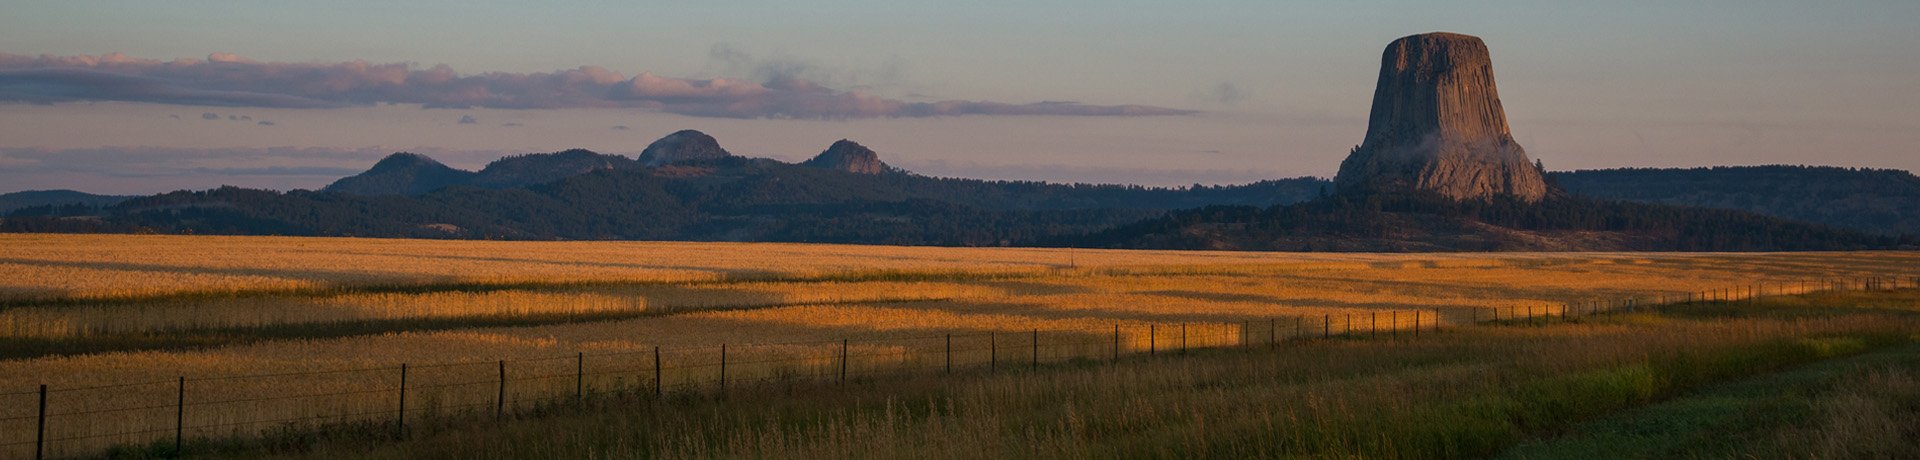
[1499,341,1920,459]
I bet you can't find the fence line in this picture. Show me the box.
[2,275,1915,459]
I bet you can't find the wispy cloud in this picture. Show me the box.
[0,52,1194,119]
[1192,82,1249,106]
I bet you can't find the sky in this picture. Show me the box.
[2,1,1916,194]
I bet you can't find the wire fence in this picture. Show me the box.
[1,276,1914,459]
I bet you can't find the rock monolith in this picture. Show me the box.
[1334,32,1547,202]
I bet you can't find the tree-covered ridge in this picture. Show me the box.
[1552,165,1920,236]
[2,157,1326,245]
[0,190,132,213]
[1068,192,1911,252]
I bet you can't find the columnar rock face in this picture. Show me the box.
[1334,32,1548,202]
[802,139,895,174]
[638,129,733,167]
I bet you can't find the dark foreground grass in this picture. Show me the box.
[1501,342,1920,459]
[105,289,1917,459]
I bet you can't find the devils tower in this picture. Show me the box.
[1335,32,1548,202]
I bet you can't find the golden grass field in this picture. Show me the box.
[0,234,1916,458]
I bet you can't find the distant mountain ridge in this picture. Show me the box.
[7,131,1328,243]
[1552,165,1920,236]
[1065,192,1906,252]
[470,149,639,189]
[0,190,133,213]
[8,129,1917,249]
[319,130,737,196]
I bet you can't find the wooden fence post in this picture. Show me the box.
[1149,325,1156,356]
[396,364,407,438]
[1269,318,1277,349]
[1031,329,1039,371]
[719,345,728,395]
[839,340,848,385]
[175,376,185,454]
[575,352,584,404]
[1112,326,1120,362]
[946,334,954,374]
[1180,323,1187,354]
[1323,315,1330,339]
[36,384,45,460]
[1239,319,1259,347]
[1370,312,1377,339]
[990,333,997,372]
[652,347,662,398]
[496,360,506,420]
[1414,311,1421,337]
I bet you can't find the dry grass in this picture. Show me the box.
[5,234,1911,304]
[277,306,1920,459]
[0,234,1916,458]
[0,281,999,340]
[1769,366,1920,458]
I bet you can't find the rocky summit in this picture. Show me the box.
[802,139,896,175]
[1335,32,1548,202]
[637,129,733,167]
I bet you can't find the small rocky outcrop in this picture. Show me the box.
[637,130,733,167]
[801,139,896,175]
[323,152,475,196]
[1334,32,1548,202]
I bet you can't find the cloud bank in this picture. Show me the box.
[0,53,1193,119]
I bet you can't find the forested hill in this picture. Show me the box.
[0,190,132,214]
[1552,166,1920,236]
[1064,192,1910,252]
[0,156,1327,245]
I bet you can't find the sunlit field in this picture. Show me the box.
[0,234,1916,458]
